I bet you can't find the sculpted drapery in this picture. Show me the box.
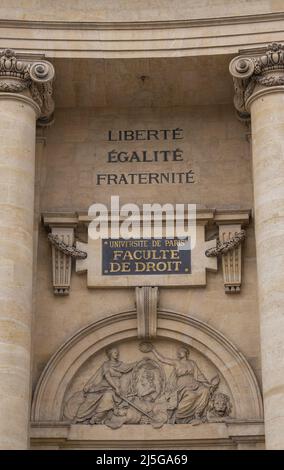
[64,343,224,428]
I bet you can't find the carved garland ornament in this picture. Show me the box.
[48,233,87,259]
[229,42,284,119]
[0,48,55,124]
[205,230,246,257]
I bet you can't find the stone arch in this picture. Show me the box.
[31,309,263,421]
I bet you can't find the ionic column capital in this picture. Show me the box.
[0,48,55,125]
[229,42,284,119]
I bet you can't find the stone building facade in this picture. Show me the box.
[0,0,283,450]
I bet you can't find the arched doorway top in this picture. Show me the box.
[31,309,263,421]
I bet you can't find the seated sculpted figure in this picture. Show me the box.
[73,346,136,425]
[140,342,219,424]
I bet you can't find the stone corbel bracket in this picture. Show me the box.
[135,286,159,339]
[206,210,250,293]
[43,213,86,295]
[43,209,250,295]
[0,48,55,125]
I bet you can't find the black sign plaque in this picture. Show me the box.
[102,237,191,276]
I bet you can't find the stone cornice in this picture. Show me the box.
[42,209,251,227]
[0,48,55,125]
[30,421,264,449]
[1,14,284,59]
[229,42,284,118]
[0,12,284,30]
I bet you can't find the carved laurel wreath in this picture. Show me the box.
[0,80,30,92]
[48,233,87,259]
[256,75,284,87]
[205,230,246,257]
[48,231,245,260]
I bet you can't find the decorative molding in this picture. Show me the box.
[31,309,263,422]
[229,42,284,118]
[1,14,284,60]
[36,132,46,146]
[0,48,55,124]
[1,12,284,30]
[245,121,252,144]
[136,287,159,339]
[30,420,265,450]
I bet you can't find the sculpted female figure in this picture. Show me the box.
[74,346,136,425]
[140,343,218,424]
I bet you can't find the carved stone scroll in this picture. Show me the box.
[136,287,159,339]
[0,48,55,124]
[229,42,284,119]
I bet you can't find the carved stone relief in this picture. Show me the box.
[63,341,232,429]
[31,312,263,423]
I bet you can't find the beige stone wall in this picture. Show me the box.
[0,0,281,22]
[32,104,261,393]
[39,105,252,209]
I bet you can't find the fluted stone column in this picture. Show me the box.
[0,49,54,449]
[230,43,284,450]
